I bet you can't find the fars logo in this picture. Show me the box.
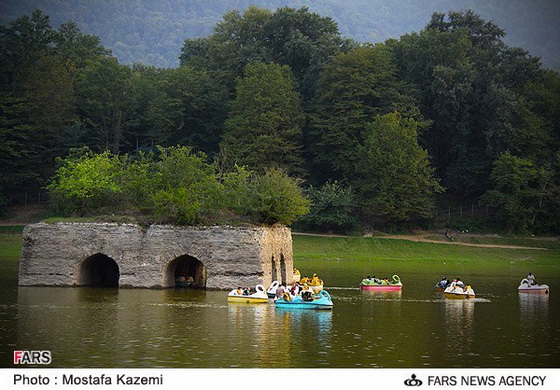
[14,351,52,365]
[404,374,423,387]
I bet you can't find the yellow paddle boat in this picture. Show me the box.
[444,283,475,299]
[227,285,268,303]
[307,274,324,293]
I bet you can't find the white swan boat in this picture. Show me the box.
[227,284,269,303]
[518,278,549,294]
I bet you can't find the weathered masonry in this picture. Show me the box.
[19,222,294,289]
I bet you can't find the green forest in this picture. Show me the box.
[1,7,559,233]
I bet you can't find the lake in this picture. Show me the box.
[0,235,559,368]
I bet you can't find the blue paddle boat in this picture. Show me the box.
[274,290,333,310]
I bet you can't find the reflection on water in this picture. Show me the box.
[361,290,402,300]
[519,293,549,319]
[519,293,549,356]
[443,299,475,359]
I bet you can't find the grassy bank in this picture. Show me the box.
[424,234,560,250]
[292,234,560,280]
[0,234,23,288]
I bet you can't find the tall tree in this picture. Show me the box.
[221,62,305,175]
[354,113,443,227]
[0,9,57,89]
[75,57,136,153]
[309,44,421,182]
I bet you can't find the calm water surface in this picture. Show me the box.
[1,245,559,368]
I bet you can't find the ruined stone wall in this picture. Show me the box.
[19,223,294,289]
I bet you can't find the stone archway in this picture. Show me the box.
[165,255,206,288]
[78,253,120,287]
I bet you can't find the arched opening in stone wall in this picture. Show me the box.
[79,253,120,287]
[280,254,287,283]
[271,256,278,282]
[166,255,206,288]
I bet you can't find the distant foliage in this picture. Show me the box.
[180,5,351,97]
[481,152,553,233]
[2,1,557,69]
[295,181,358,233]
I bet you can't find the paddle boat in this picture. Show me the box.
[274,290,333,310]
[267,281,280,298]
[175,276,194,288]
[518,278,549,294]
[444,283,475,299]
[293,268,301,283]
[227,285,269,303]
[302,273,324,293]
[360,275,402,291]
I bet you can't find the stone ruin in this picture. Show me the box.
[18,222,294,289]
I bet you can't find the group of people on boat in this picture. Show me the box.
[363,275,393,285]
[436,277,470,289]
[274,281,317,301]
[299,273,322,286]
[234,286,257,295]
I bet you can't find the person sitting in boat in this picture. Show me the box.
[370,276,380,284]
[275,283,287,299]
[302,290,314,301]
[311,274,320,285]
[300,276,309,284]
[455,278,465,288]
[243,287,251,295]
[527,273,536,285]
[236,286,243,295]
[436,277,448,288]
[290,283,300,296]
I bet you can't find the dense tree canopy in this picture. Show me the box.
[1,7,559,233]
[180,6,352,98]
